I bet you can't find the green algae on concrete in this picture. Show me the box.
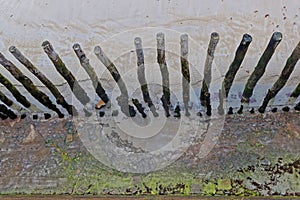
[139,171,197,195]
[217,179,232,191]
[202,182,216,195]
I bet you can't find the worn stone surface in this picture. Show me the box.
[0,110,299,196]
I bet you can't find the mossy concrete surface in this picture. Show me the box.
[0,111,299,196]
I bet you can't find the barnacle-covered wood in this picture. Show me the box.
[42,41,90,106]
[94,46,136,117]
[73,43,109,105]
[180,34,190,116]
[290,82,300,98]
[242,32,282,102]
[0,90,13,107]
[134,37,157,117]
[200,32,219,106]
[258,41,300,113]
[0,53,64,118]
[157,32,171,117]
[0,73,31,108]
[223,34,252,97]
[10,46,77,116]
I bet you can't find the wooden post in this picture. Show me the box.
[0,90,13,107]
[180,34,190,116]
[200,32,219,106]
[73,43,110,106]
[217,89,225,115]
[132,98,147,118]
[157,32,171,117]
[228,107,234,115]
[0,111,8,120]
[242,32,282,102]
[42,41,90,106]
[174,104,181,118]
[0,103,17,119]
[0,53,64,118]
[134,37,158,117]
[295,100,300,111]
[205,92,212,116]
[0,73,31,108]
[223,34,252,97]
[258,41,300,113]
[237,105,243,114]
[10,46,77,116]
[290,82,300,98]
[94,46,136,117]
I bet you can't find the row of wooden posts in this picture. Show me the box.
[0,32,299,120]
